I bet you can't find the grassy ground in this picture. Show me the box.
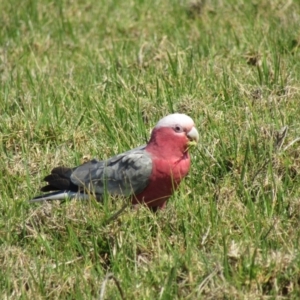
[1,0,300,298]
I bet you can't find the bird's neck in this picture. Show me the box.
[146,127,189,160]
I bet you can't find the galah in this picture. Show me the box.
[29,113,199,210]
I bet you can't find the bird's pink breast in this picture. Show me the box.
[132,154,191,209]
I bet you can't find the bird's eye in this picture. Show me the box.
[174,125,183,133]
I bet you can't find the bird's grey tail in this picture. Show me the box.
[29,191,91,203]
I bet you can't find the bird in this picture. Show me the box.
[29,113,199,210]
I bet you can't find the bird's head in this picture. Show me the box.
[147,113,199,157]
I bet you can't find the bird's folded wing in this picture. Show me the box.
[70,147,153,197]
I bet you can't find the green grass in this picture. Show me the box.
[1,0,300,298]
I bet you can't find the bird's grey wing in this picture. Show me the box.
[70,147,152,197]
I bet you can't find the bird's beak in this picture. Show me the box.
[187,126,199,143]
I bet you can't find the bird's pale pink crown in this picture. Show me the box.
[155,113,196,131]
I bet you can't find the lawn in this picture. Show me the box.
[1,0,300,298]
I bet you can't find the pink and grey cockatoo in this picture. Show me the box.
[30,113,199,210]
